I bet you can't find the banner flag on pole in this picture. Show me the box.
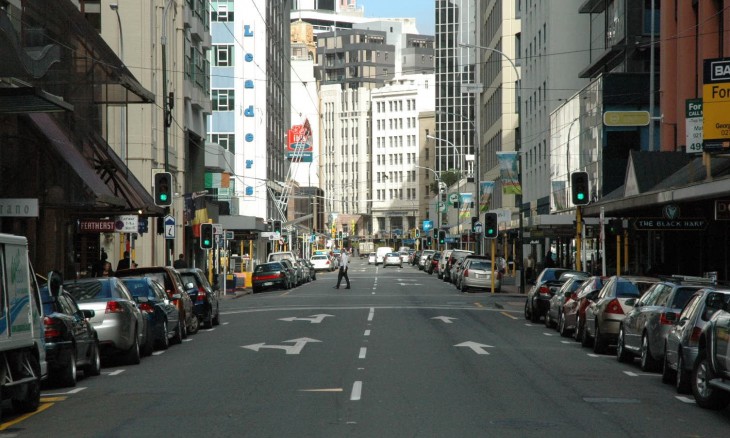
[479,181,495,212]
[497,151,522,195]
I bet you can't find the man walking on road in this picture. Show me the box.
[334,248,351,289]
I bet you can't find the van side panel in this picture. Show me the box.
[0,240,34,348]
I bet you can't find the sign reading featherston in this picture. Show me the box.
[702,57,730,151]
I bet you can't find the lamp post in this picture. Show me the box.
[415,165,441,248]
[427,134,465,249]
[459,42,524,293]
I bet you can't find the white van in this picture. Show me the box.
[375,247,394,265]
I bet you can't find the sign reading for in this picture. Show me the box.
[702,58,730,151]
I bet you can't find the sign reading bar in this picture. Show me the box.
[632,218,707,231]
[702,57,730,151]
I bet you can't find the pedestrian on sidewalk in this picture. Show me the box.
[334,248,351,289]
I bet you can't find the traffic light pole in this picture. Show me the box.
[576,206,582,271]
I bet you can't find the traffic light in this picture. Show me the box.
[571,171,590,206]
[200,223,214,249]
[273,220,282,234]
[484,213,498,239]
[337,230,342,239]
[438,230,446,245]
[415,228,420,238]
[426,236,432,246]
[154,172,173,206]
[608,218,623,235]
[471,216,478,232]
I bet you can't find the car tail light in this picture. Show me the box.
[463,269,469,277]
[105,301,125,314]
[570,292,578,301]
[326,260,330,265]
[690,326,702,343]
[44,317,62,339]
[538,285,551,297]
[196,287,206,302]
[659,312,674,325]
[255,273,280,281]
[606,299,624,315]
[138,302,154,313]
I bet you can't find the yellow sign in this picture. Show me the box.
[602,111,650,127]
[702,83,730,143]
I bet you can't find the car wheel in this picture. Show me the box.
[574,316,583,342]
[692,355,730,409]
[544,311,552,328]
[212,307,221,326]
[203,307,214,329]
[640,334,659,372]
[11,352,41,413]
[124,331,141,365]
[580,320,593,348]
[156,320,170,350]
[616,327,632,363]
[460,281,468,293]
[170,318,183,345]
[530,302,540,323]
[661,343,675,384]
[524,300,531,320]
[676,353,691,394]
[188,313,200,335]
[593,324,606,354]
[56,350,77,387]
[84,340,102,376]
[558,313,569,337]
[252,286,261,293]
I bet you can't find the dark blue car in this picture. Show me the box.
[178,268,221,329]
[120,277,182,349]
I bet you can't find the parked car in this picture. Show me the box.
[63,277,151,363]
[663,288,730,394]
[280,259,301,286]
[300,259,317,281]
[546,276,588,330]
[399,251,410,264]
[411,250,422,266]
[561,276,608,341]
[367,252,376,265]
[525,268,584,323]
[617,278,707,371]
[418,250,435,270]
[251,262,293,293]
[178,268,221,329]
[458,257,502,293]
[583,275,658,354]
[40,283,100,387]
[692,294,730,410]
[121,276,182,349]
[311,254,334,272]
[116,266,198,337]
[383,252,403,268]
[442,250,473,282]
[426,252,441,275]
[437,249,453,279]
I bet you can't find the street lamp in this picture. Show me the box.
[459,42,524,293]
[427,134,467,249]
[415,165,442,248]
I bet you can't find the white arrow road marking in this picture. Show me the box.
[431,316,458,323]
[454,341,495,355]
[278,314,334,324]
[241,337,322,355]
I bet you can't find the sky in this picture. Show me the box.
[357,0,435,35]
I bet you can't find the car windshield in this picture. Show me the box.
[672,287,702,308]
[388,253,399,257]
[64,280,112,300]
[255,263,283,273]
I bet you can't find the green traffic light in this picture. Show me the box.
[203,239,210,245]
[577,193,585,200]
[159,194,168,201]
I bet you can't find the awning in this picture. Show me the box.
[0,86,73,114]
[27,112,126,208]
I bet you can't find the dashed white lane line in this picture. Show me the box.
[351,381,363,401]
[364,329,371,336]
[676,396,695,404]
[367,307,375,321]
[108,369,125,376]
[359,347,367,359]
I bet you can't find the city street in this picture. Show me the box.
[6,258,730,437]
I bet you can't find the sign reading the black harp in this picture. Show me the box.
[633,218,707,231]
[715,200,730,220]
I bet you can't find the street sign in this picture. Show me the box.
[225,230,235,240]
[603,111,651,127]
[212,223,223,235]
[164,215,175,240]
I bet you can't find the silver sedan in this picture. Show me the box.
[383,252,403,268]
[64,277,150,364]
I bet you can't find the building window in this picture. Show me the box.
[212,89,235,111]
[211,1,234,22]
[210,133,236,154]
[214,45,234,67]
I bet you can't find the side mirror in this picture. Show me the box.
[48,271,63,298]
[81,309,95,319]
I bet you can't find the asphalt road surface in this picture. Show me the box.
[5,258,730,437]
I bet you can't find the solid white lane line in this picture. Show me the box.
[351,381,362,401]
[359,347,367,359]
